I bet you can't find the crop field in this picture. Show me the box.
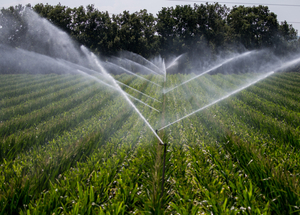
[1,71,300,214]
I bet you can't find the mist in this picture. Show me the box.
[1,7,300,141]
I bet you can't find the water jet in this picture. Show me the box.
[164,51,255,94]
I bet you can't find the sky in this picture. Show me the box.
[1,0,299,35]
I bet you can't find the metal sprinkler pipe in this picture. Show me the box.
[156,130,167,199]
[161,141,167,199]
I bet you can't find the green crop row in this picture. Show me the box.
[0,74,72,100]
[0,75,85,109]
[0,78,95,121]
[161,72,300,214]
[0,72,299,214]
[0,74,58,90]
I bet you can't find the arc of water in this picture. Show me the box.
[126,94,160,112]
[116,81,161,103]
[76,69,160,112]
[166,53,185,70]
[163,59,166,83]
[121,51,165,75]
[57,58,161,104]
[276,57,300,71]
[83,51,164,144]
[164,51,253,94]
[106,62,162,87]
[158,71,274,131]
[113,57,164,76]
[57,58,104,75]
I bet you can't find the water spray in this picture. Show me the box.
[120,51,165,76]
[105,61,162,87]
[126,94,160,112]
[164,51,254,94]
[57,58,161,104]
[165,53,186,70]
[80,48,165,145]
[158,71,274,131]
[162,59,167,83]
[116,81,161,103]
[4,9,300,210]
[113,57,164,76]
[76,70,160,112]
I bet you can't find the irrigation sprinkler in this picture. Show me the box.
[81,52,278,204]
[156,129,167,199]
[77,51,287,206]
[161,141,167,199]
[5,9,300,213]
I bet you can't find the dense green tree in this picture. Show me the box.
[137,10,160,57]
[71,5,113,55]
[1,3,299,58]
[157,3,229,57]
[33,3,72,34]
[279,21,297,41]
[0,5,29,46]
[172,5,197,54]
[194,3,229,47]
[275,21,299,55]
[156,7,177,55]
[227,5,279,49]
[113,10,159,57]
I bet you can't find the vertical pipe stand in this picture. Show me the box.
[160,141,167,199]
[156,130,167,199]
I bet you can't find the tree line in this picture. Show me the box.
[1,3,299,59]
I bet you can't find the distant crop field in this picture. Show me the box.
[1,72,300,214]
